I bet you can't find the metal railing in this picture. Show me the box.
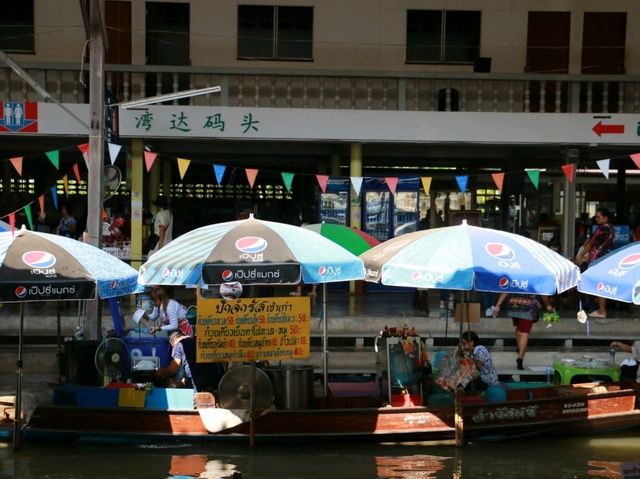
[2,62,640,113]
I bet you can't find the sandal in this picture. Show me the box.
[588,311,606,318]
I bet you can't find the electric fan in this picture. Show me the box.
[94,337,129,382]
[103,165,122,199]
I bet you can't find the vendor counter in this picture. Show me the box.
[553,358,620,385]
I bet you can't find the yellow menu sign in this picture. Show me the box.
[196,296,311,363]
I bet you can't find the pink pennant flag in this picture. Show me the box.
[77,143,89,168]
[10,157,23,176]
[316,174,329,193]
[72,163,82,183]
[144,151,158,172]
[385,177,398,197]
[245,168,259,188]
[630,153,640,170]
[9,212,15,235]
[561,164,575,183]
[491,172,505,192]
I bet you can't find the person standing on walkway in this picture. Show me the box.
[493,293,553,370]
[575,206,614,318]
[149,197,173,255]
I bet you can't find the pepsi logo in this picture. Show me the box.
[485,243,515,261]
[22,251,56,269]
[162,268,170,278]
[318,266,327,275]
[15,286,27,299]
[221,270,234,281]
[411,271,423,282]
[110,280,118,289]
[596,282,605,292]
[618,253,640,270]
[235,236,268,254]
[498,277,510,288]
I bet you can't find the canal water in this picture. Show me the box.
[1,431,639,478]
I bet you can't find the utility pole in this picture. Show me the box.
[85,0,108,340]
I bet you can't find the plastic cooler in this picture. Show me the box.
[123,338,171,368]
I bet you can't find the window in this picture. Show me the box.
[0,2,34,53]
[238,5,313,61]
[406,10,480,64]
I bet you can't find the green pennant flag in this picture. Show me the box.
[281,172,294,192]
[46,150,60,169]
[526,169,540,189]
[24,204,33,230]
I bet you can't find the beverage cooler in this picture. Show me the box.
[376,337,424,407]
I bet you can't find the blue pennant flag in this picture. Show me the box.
[455,175,468,193]
[50,186,58,210]
[213,164,226,184]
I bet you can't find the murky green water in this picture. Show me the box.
[1,430,639,478]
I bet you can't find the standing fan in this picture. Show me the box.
[94,337,129,382]
[103,165,122,199]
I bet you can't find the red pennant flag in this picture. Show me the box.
[630,153,640,170]
[491,172,505,192]
[10,157,23,176]
[245,168,259,188]
[77,143,89,168]
[561,164,575,183]
[384,177,399,197]
[72,163,82,183]
[316,174,329,193]
[9,212,15,235]
[144,151,158,172]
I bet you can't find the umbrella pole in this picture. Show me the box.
[13,303,24,451]
[56,302,62,382]
[249,360,256,447]
[322,283,328,397]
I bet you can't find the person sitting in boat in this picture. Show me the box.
[461,331,499,392]
[144,286,193,337]
[155,331,225,392]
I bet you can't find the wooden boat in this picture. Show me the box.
[5,380,640,444]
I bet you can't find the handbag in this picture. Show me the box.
[143,233,159,254]
[508,295,542,322]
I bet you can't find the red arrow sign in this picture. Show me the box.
[592,121,625,137]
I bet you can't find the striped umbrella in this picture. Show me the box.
[302,223,380,255]
[361,221,579,294]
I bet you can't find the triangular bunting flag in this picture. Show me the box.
[350,176,363,197]
[63,175,69,197]
[177,157,191,180]
[72,163,82,183]
[420,177,432,194]
[108,143,122,166]
[24,204,33,230]
[213,164,226,184]
[144,151,158,172]
[46,150,60,169]
[10,157,23,176]
[491,172,505,192]
[385,177,399,197]
[50,186,58,210]
[455,175,468,193]
[281,172,294,192]
[561,164,575,183]
[9,212,15,235]
[77,143,89,168]
[38,195,45,215]
[245,168,259,188]
[596,159,610,179]
[526,170,540,189]
[316,174,329,193]
[629,153,640,170]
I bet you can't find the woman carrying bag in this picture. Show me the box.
[144,286,193,337]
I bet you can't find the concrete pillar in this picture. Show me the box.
[617,167,626,224]
[130,139,144,269]
[349,144,362,230]
[562,169,576,259]
[149,156,161,209]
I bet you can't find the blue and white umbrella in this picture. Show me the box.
[578,242,640,304]
[138,215,365,287]
[361,222,579,294]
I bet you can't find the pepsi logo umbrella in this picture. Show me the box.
[138,215,365,286]
[0,229,140,302]
[578,242,640,304]
[302,223,380,256]
[360,221,579,294]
